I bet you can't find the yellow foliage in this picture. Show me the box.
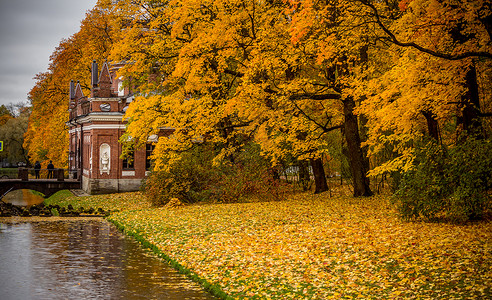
[355,0,492,176]
[25,0,491,187]
[50,191,492,299]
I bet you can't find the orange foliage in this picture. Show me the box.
[24,5,118,167]
[25,0,491,186]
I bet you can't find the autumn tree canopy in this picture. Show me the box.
[24,0,491,208]
[24,5,118,168]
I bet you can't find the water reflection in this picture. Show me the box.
[0,220,215,300]
[2,189,44,206]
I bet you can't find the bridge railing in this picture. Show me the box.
[15,168,81,181]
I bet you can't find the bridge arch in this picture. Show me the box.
[0,180,81,199]
[1,187,46,198]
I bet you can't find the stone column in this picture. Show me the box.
[18,168,28,181]
[57,169,65,182]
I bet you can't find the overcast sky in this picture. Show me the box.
[0,0,97,107]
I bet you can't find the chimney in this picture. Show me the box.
[69,80,75,100]
[91,60,98,87]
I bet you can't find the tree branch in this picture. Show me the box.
[223,69,244,77]
[288,96,343,133]
[289,93,341,101]
[360,0,492,60]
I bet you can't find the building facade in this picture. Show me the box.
[67,60,163,194]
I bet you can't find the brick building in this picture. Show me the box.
[67,60,167,194]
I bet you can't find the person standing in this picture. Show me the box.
[34,161,41,179]
[47,160,54,179]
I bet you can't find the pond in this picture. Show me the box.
[0,219,216,300]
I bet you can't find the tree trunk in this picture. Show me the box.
[310,158,328,194]
[298,160,310,191]
[422,110,440,140]
[459,64,483,138]
[343,96,373,197]
[358,112,371,176]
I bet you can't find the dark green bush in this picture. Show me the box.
[142,144,215,205]
[394,136,491,222]
[142,142,288,206]
[210,143,288,203]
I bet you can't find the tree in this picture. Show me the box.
[111,1,268,166]
[239,0,374,196]
[0,105,14,126]
[24,5,117,167]
[357,0,492,177]
[0,105,30,165]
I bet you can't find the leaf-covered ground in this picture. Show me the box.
[48,191,492,299]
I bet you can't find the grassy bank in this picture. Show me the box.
[46,191,492,299]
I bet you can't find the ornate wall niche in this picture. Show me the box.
[99,143,111,175]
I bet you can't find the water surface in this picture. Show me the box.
[0,220,215,300]
[2,189,44,206]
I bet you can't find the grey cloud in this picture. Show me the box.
[0,0,97,106]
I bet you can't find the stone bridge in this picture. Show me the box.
[0,168,81,198]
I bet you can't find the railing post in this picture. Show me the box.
[57,169,64,182]
[18,168,28,181]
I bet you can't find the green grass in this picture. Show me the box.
[44,189,76,204]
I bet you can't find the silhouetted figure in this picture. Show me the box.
[47,160,54,179]
[34,161,41,179]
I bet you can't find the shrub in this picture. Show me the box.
[210,144,288,203]
[142,142,288,206]
[394,136,491,222]
[447,136,492,221]
[142,144,215,206]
